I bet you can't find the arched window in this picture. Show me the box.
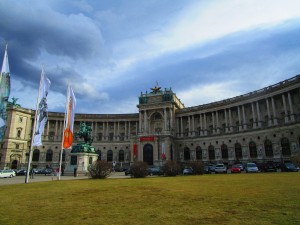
[249,141,257,158]
[184,147,190,160]
[96,150,101,160]
[107,150,113,162]
[17,130,21,138]
[221,144,228,159]
[235,143,242,159]
[264,139,273,157]
[119,150,125,161]
[208,145,215,160]
[46,149,53,162]
[281,138,291,156]
[196,146,202,160]
[32,149,40,162]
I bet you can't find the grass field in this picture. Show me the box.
[0,173,299,225]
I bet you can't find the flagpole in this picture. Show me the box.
[25,67,43,184]
[58,85,69,181]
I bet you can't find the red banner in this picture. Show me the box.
[139,136,155,141]
[133,144,137,157]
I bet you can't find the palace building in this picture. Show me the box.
[0,75,300,170]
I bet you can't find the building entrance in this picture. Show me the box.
[143,144,153,165]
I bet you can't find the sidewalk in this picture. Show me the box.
[0,172,128,186]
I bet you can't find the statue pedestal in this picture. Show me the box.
[65,143,98,176]
[66,152,98,176]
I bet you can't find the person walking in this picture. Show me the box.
[74,166,77,177]
[30,168,34,179]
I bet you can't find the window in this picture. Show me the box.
[98,133,103,141]
[32,149,40,162]
[109,133,114,141]
[196,146,202,160]
[119,150,124,161]
[107,150,113,161]
[62,149,66,162]
[89,157,93,165]
[17,129,22,138]
[70,156,77,165]
[184,147,190,160]
[281,138,291,156]
[235,143,242,159]
[208,145,215,160]
[16,144,19,149]
[264,139,273,157]
[46,149,53,162]
[49,131,55,140]
[221,144,228,159]
[19,117,23,123]
[249,141,257,158]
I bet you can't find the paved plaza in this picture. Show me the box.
[0,172,129,186]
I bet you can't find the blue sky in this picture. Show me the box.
[1,0,300,114]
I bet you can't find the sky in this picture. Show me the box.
[1,0,300,114]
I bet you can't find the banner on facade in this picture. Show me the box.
[139,136,155,141]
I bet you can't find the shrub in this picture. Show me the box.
[162,160,180,176]
[130,161,149,178]
[88,160,112,179]
[189,161,204,175]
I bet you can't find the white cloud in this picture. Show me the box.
[177,81,243,108]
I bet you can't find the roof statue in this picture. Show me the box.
[150,81,161,94]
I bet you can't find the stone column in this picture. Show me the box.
[55,120,58,140]
[170,107,173,131]
[135,121,138,135]
[271,97,278,125]
[224,109,228,132]
[139,110,142,132]
[144,110,147,134]
[242,105,247,130]
[256,102,262,127]
[282,94,288,123]
[266,98,272,126]
[238,106,242,131]
[192,115,195,136]
[229,108,233,132]
[200,114,203,136]
[204,113,207,135]
[176,117,180,137]
[46,120,50,140]
[103,122,105,141]
[180,117,183,137]
[212,112,215,134]
[188,115,191,137]
[216,111,220,134]
[288,92,295,121]
[251,103,256,128]
[164,108,167,131]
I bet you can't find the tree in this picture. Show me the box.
[88,160,111,179]
[162,160,180,176]
[130,161,149,178]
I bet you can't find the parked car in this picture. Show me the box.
[41,168,53,175]
[245,163,259,173]
[0,169,16,178]
[204,164,216,174]
[231,164,241,173]
[235,164,245,171]
[262,162,277,172]
[16,169,27,176]
[125,167,132,176]
[148,167,163,176]
[183,167,193,175]
[214,164,227,174]
[281,163,299,172]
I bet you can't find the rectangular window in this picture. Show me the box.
[16,144,19,149]
[70,156,77,165]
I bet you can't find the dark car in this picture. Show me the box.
[41,168,53,175]
[125,168,132,176]
[148,167,163,176]
[281,163,299,172]
[16,169,27,176]
[204,164,215,174]
[262,162,277,172]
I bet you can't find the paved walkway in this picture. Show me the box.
[0,172,129,186]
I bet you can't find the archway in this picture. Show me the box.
[143,144,153,165]
[11,160,18,169]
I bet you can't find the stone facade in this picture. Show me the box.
[1,76,300,169]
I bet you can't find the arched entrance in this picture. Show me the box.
[11,160,18,169]
[143,144,153,165]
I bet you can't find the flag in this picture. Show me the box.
[133,144,137,159]
[161,142,166,160]
[32,69,51,146]
[0,45,10,141]
[63,85,76,149]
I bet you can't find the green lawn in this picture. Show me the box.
[0,173,299,225]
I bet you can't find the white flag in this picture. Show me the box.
[32,69,51,146]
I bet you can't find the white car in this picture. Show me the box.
[214,164,227,173]
[0,169,16,178]
[245,163,259,173]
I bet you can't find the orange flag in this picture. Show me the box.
[63,86,76,149]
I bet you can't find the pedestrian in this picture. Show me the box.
[30,168,34,179]
[74,166,77,177]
